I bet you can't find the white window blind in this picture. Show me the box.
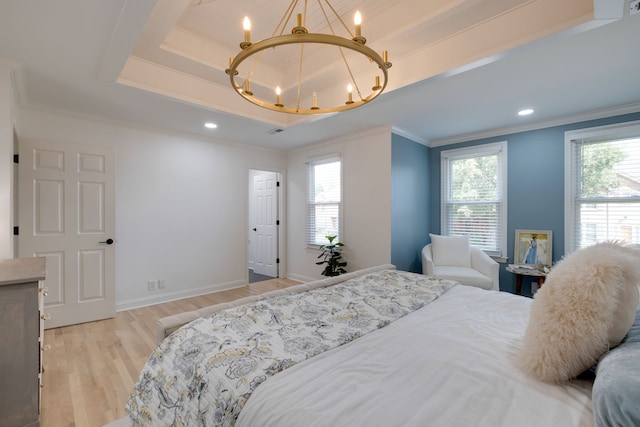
[567,124,640,252]
[441,142,507,256]
[307,156,341,246]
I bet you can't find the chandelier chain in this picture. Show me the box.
[317,0,361,100]
[322,0,353,37]
[296,43,305,111]
[244,0,299,86]
[277,0,299,37]
[244,50,265,85]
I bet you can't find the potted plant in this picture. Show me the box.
[316,235,348,276]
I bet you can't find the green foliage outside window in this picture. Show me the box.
[579,143,626,197]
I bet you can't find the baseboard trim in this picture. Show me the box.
[116,280,247,312]
[286,273,316,283]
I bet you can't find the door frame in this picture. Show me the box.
[12,128,19,257]
[247,167,285,281]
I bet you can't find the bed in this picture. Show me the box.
[124,263,639,427]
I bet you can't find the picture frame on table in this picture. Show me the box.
[514,229,552,267]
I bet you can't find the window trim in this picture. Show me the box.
[306,154,343,249]
[564,120,640,254]
[440,141,508,258]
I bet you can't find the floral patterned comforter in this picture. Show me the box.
[126,269,456,426]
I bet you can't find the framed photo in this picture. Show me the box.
[514,229,553,267]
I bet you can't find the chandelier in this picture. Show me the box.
[225,0,392,115]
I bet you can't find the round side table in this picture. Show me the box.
[506,265,548,295]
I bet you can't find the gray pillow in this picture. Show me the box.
[593,307,640,427]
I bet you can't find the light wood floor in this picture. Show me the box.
[40,278,300,427]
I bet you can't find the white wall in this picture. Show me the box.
[15,108,286,309]
[286,127,393,282]
[0,65,15,259]
[12,108,393,308]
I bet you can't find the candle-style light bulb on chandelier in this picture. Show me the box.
[225,0,392,115]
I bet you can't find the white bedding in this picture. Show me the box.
[237,285,594,427]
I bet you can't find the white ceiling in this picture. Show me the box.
[1,0,639,150]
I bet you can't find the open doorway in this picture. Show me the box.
[248,169,280,283]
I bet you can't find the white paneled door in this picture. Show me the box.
[19,140,115,329]
[252,172,278,277]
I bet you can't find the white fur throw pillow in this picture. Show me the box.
[518,242,640,383]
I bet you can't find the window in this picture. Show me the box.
[307,156,341,247]
[441,142,507,257]
[565,121,640,253]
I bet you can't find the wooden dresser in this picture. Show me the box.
[0,257,46,427]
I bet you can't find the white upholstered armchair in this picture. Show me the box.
[422,234,499,291]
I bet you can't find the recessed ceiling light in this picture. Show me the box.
[204,122,218,129]
[518,109,534,116]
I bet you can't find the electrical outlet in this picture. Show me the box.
[148,280,157,291]
[631,0,640,15]
[158,279,166,289]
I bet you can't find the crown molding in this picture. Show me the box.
[391,126,428,146]
[17,104,283,154]
[10,66,28,109]
[0,60,28,108]
[288,125,394,155]
[429,102,640,147]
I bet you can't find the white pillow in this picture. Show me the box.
[429,234,471,267]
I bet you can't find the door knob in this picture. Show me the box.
[252,228,257,231]
[99,238,114,245]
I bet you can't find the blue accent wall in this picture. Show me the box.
[391,133,430,272]
[428,111,640,293]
